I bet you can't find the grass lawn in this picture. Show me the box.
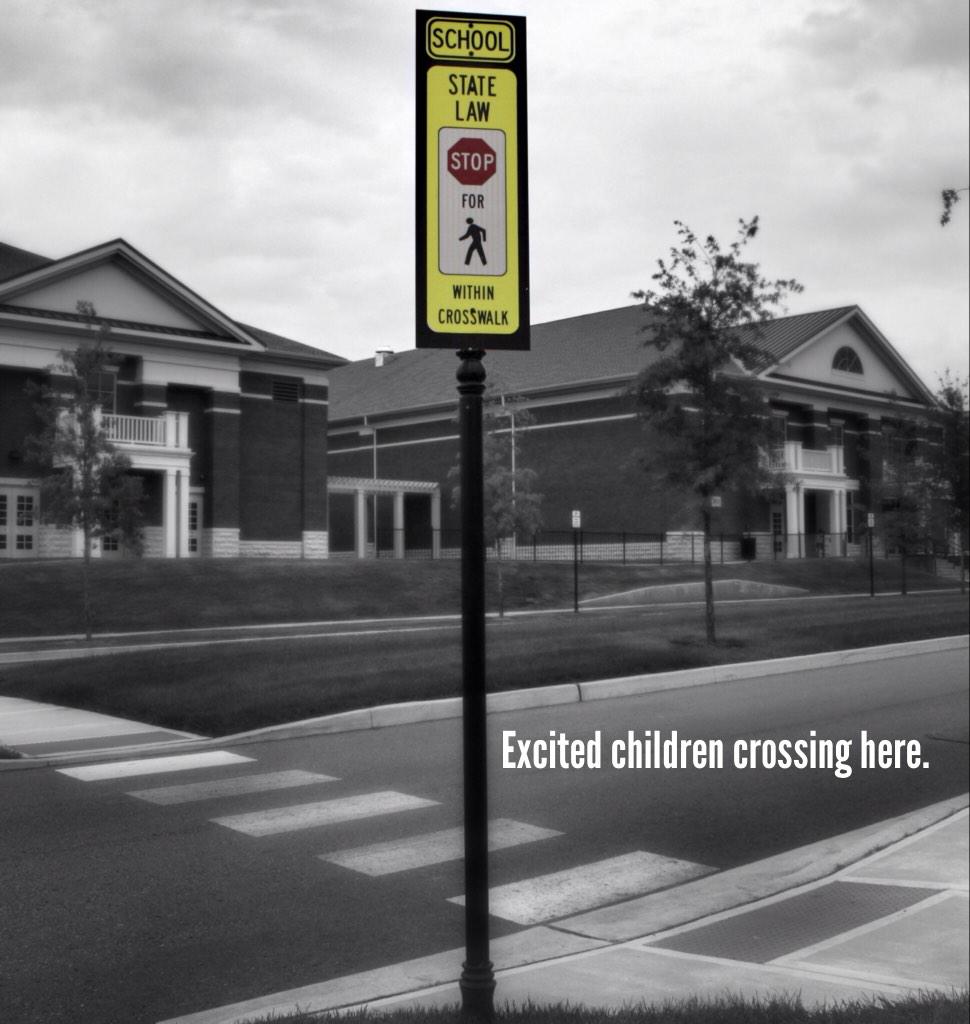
[249,991,969,1023]
[0,555,960,638]
[0,559,966,737]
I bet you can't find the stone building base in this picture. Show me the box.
[302,531,329,559]
[203,528,241,558]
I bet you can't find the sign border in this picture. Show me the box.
[416,9,530,351]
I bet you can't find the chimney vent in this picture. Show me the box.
[375,348,393,367]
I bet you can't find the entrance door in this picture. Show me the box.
[0,486,39,558]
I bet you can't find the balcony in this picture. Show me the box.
[769,441,845,477]
[102,411,190,451]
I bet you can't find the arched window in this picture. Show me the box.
[833,347,863,374]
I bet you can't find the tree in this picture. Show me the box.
[940,187,968,226]
[935,371,969,591]
[633,217,802,643]
[27,302,144,638]
[450,385,543,616]
[872,409,939,596]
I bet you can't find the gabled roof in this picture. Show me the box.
[329,305,651,421]
[237,324,345,367]
[740,306,857,363]
[0,238,344,367]
[328,304,935,423]
[0,241,53,282]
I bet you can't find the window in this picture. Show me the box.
[833,347,863,374]
[188,500,199,554]
[830,421,844,446]
[16,495,34,527]
[85,367,117,412]
[1,489,38,557]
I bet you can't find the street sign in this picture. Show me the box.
[867,513,875,527]
[416,10,529,349]
[571,510,581,529]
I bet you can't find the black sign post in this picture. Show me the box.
[416,11,528,1020]
[456,346,492,1018]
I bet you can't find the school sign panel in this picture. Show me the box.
[416,11,530,350]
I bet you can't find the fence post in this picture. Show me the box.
[622,531,626,565]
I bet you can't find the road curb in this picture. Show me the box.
[553,794,970,942]
[2,635,966,771]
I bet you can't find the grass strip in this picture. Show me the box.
[248,991,969,1023]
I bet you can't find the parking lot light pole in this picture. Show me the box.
[456,348,495,1021]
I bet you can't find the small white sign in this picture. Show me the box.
[571,510,581,529]
[867,513,875,527]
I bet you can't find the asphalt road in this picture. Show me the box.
[1,645,967,1024]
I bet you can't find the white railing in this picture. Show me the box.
[103,413,166,446]
[769,441,844,476]
[101,411,189,450]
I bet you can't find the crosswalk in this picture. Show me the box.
[55,747,716,926]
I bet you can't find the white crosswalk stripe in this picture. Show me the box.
[57,750,254,781]
[211,790,439,837]
[320,818,563,876]
[448,850,716,925]
[127,770,338,805]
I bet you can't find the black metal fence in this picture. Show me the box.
[365,526,965,571]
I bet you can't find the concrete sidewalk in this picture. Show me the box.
[160,800,968,1023]
[0,695,197,757]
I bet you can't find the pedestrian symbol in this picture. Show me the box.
[460,218,487,266]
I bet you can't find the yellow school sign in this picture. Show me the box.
[416,11,529,350]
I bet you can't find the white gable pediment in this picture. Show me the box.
[769,317,926,403]
[0,240,262,349]
[8,260,211,332]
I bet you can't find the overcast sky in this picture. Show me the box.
[3,0,968,387]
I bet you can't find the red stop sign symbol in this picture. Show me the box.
[447,137,497,186]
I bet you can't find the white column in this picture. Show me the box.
[177,469,191,557]
[393,491,405,559]
[354,488,367,560]
[431,490,442,559]
[785,483,802,558]
[163,468,178,558]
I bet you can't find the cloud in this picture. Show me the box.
[783,0,969,81]
[1,0,966,387]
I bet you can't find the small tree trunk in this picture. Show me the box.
[496,542,505,618]
[702,507,716,644]
[82,525,93,641]
[900,545,908,597]
[960,533,967,596]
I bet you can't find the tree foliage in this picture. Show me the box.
[872,409,939,595]
[26,302,144,636]
[934,371,969,588]
[940,187,967,226]
[633,217,802,642]
[449,384,543,615]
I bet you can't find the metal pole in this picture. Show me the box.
[869,528,875,598]
[573,527,579,612]
[456,349,494,1021]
